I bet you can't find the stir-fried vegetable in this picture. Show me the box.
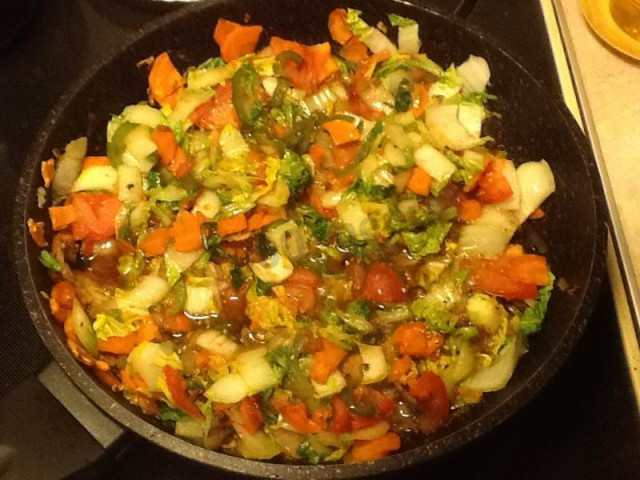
[33,9,557,466]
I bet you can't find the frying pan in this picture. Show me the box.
[14,0,607,478]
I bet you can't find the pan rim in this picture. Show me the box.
[13,0,608,477]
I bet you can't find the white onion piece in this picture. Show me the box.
[461,334,524,392]
[312,371,347,398]
[414,144,457,183]
[71,165,118,194]
[458,205,519,258]
[363,28,397,54]
[262,77,278,96]
[52,137,87,198]
[337,199,372,240]
[165,244,202,271]
[517,160,556,222]
[398,24,421,54]
[492,160,521,211]
[425,102,488,150]
[457,55,491,95]
[250,251,294,284]
[457,102,485,138]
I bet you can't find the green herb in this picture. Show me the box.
[231,264,244,290]
[267,345,291,382]
[336,233,377,259]
[462,91,497,104]
[232,63,263,127]
[280,149,312,195]
[256,232,276,258]
[297,205,330,241]
[147,170,162,190]
[410,297,454,333]
[297,440,326,465]
[401,223,451,259]
[520,273,555,336]
[256,278,272,296]
[159,404,189,423]
[388,13,416,27]
[198,56,225,69]
[345,300,371,320]
[394,80,413,112]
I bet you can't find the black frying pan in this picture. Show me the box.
[14,0,607,478]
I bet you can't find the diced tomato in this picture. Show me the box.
[353,386,395,419]
[340,36,369,63]
[475,158,513,204]
[332,143,359,169]
[240,396,264,434]
[389,356,414,382]
[463,251,550,300]
[392,323,444,358]
[349,414,381,431]
[190,83,240,129]
[331,395,352,434]
[285,268,321,289]
[408,372,449,433]
[171,210,203,252]
[281,400,322,434]
[69,193,122,242]
[283,284,316,313]
[162,365,203,419]
[361,263,407,304]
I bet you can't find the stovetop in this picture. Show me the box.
[0,1,638,479]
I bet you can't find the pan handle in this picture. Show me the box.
[0,362,132,480]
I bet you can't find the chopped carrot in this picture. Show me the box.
[340,36,369,63]
[322,119,361,146]
[117,238,137,255]
[272,123,288,138]
[98,333,138,355]
[27,218,47,247]
[136,321,160,343]
[407,167,432,196]
[120,370,138,391]
[171,210,203,252]
[216,213,248,237]
[139,228,172,256]
[311,337,347,384]
[388,356,414,382]
[457,199,483,221]
[41,158,55,188]
[285,268,321,289]
[309,144,326,167]
[82,156,111,169]
[161,313,192,333]
[240,396,264,434]
[247,207,285,231]
[93,367,121,390]
[49,204,79,231]
[195,350,212,370]
[328,8,353,45]
[69,193,122,242]
[332,143,358,169]
[269,36,306,56]
[270,38,338,93]
[50,281,75,323]
[347,432,401,463]
[163,365,204,419]
[530,208,546,219]
[358,49,391,81]
[213,19,263,62]
[409,83,430,118]
[148,52,184,108]
[392,323,444,358]
[151,126,193,179]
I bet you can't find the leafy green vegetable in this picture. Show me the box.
[394,80,413,112]
[336,233,377,259]
[198,56,225,69]
[231,264,244,290]
[462,91,498,105]
[520,273,555,336]
[346,300,371,320]
[255,278,273,296]
[267,345,291,382]
[410,297,454,333]
[256,232,276,258]
[297,440,326,465]
[388,13,416,27]
[297,204,330,241]
[93,311,137,341]
[348,178,394,201]
[280,149,312,195]
[345,9,371,38]
[341,121,384,177]
[159,404,190,423]
[401,223,451,259]
[164,279,187,316]
[39,251,61,272]
[232,63,263,127]
[431,64,463,98]
[374,56,442,79]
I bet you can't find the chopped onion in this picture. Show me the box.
[457,102,485,138]
[71,165,118,194]
[257,179,290,207]
[305,83,348,112]
[383,143,408,168]
[363,28,397,54]
[71,299,98,356]
[250,251,294,284]
[414,144,457,184]
[461,334,524,392]
[312,370,347,398]
[516,160,556,223]
[169,88,212,124]
[321,190,344,209]
[116,275,170,312]
[457,55,491,95]
[185,276,220,316]
[398,24,421,54]
[52,137,87,198]
[385,123,411,150]
[122,125,158,173]
[196,330,239,357]
[262,77,279,97]
[425,102,489,150]
[358,344,388,384]
[266,221,308,261]
[121,104,164,128]
[236,347,278,394]
[117,165,144,203]
[165,244,203,272]
[192,189,221,219]
[458,205,519,258]
[205,373,249,403]
[128,341,182,392]
[336,198,372,240]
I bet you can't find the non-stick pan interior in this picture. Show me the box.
[15,0,606,478]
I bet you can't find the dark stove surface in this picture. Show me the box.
[0,1,638,479]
